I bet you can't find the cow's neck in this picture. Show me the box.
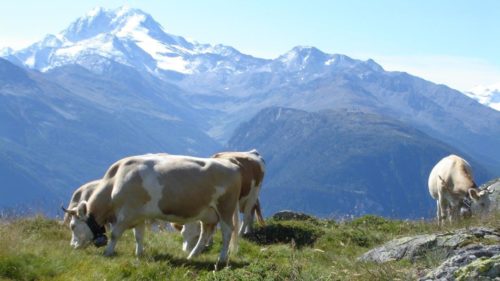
[88,181,114,227]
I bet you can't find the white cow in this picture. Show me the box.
[62,153,242,269]
[428,155,490,225]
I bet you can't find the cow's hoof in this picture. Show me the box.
[214,260,229,271]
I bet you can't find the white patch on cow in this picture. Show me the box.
[208,185,227,218]
[138,162,165,217]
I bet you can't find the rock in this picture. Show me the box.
[455,254,500,281]
[272,210,316,221]
[358,234,438,263]
[420,244,500,281]
[475,178,500,213]
[358,227,500,263]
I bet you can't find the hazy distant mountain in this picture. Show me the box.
[227,107,492,218]
[0,58,220,212]
[465,83,500,111]
[1,6,499,218]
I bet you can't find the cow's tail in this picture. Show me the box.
[254,198,265,226]
[230,200,240,255]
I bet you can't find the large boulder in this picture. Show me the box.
[358,227,499,263]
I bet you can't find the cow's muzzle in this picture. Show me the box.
[93,234,108,247]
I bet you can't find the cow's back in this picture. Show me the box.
[70,180,101,207]
[428,155,474,199]
[212,151,265,199]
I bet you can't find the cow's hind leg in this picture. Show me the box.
[239,195,257,236]
[133,222,145,257]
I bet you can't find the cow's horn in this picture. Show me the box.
[61,205,69,213]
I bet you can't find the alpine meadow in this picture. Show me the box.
[1,3,499,280]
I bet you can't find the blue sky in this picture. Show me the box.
[1,0,499,91]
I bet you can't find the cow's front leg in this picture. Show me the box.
[133,223,145,257]
[104,223,126,256]
[436,200,442,226]
[438,197,448,226]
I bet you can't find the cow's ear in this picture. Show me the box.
[468,189,480,201]
[65,208,78,217]
[76,201,88,218]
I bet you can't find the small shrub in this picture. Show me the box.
[244,221,323,248]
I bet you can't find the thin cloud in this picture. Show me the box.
[365,54,500,92]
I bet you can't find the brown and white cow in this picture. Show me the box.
[428,155,490,225]
[213,149,266,235]
[179,150,266,253]
[62,153,242,269]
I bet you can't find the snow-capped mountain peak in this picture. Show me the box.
[62,6,115,42]
[275,46,383,74]
[0,47,13,57]
[465,83,500,111]
[1,6,383,80]
[279,46,327,64]
[3,6,206,75]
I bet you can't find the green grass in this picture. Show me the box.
[0,213,498,281]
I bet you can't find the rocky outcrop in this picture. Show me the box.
[358,227,500,280]
[358,227,499,263]
[421,244,500,281]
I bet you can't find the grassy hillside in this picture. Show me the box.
[0,214,498,281]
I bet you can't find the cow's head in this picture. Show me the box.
[468,187,492,216]
[62,201,107,249]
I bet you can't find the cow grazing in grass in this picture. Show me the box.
[62,153,242,269]
[179,150,266,253]
[428,155,491,225]
[62,179,108,248]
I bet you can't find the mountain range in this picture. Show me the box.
[1,6,499,218]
